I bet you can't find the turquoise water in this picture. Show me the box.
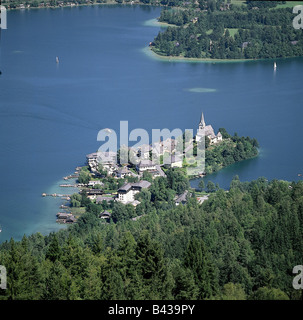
[0,5,303,242]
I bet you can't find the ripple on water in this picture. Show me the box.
[187,88,217,93]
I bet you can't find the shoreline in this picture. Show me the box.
[145,46,303,64]
[144,46,254,63]
[3,1,163,11]
[7,4,303,64]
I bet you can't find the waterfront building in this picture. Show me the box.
[86,151,118,174]
[196,112,222,144]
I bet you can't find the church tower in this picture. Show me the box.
[199,112,206,130]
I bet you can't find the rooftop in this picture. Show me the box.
[118,180,151,192]
[137,160,155,167]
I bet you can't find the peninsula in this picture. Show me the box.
[56,111,258,224]
[150,1,303,60]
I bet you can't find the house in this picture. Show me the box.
[96,195,114,204]
[175,190,189,206]
[86,189,103,200]
[117,183,134,204]
[86,152,99,171]
[88,180,104,187]
[136,159,156,173]
[66,215,77,224]
[99,210,112,219]
[196,112,223,145]
[56,212,76,224]
[117,180,151,204]
[197,195,209,204]
[56,212,71,220]
[98,151,118,174]
[86,151,117,174]
[116,166,131,178]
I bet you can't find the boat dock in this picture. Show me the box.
[63,174,78,180]
[59,184,78,187]
[42,193,71,198]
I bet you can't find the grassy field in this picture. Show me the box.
[226,28,239,38]
[230,0,246,6]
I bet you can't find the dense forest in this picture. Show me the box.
[1,170,302,300]
[152,1,303,59]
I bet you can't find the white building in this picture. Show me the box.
[196,112,222,144]
[117,180,151,204]
[88,180,104,187]
[136,160,156,173]
[86,151,117,174]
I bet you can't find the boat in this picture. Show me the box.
[0,225,2,233]
[274,62,277,69]
[56,56,59,63]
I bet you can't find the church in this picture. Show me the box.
[196,112,222,144]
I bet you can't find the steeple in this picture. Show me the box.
[199,112,206,129]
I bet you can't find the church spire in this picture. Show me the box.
[199,112,205,129]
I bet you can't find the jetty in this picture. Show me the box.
[63,174,78,180]
[59,184,78,187]
[42,193,71,198]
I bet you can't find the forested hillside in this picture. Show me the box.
[1,174,302,300]
[152,1,303,59]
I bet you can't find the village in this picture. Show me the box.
[45,112,221,224]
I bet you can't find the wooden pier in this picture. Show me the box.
[63,174,79,180]
[59,184,78,187]
[42,193,71,198]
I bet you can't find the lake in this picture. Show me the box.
[0,5,302,242]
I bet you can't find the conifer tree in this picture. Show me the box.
[183,237,218,299]
[45,234,61,263]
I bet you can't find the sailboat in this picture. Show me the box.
[274,62,277,70]
[56,56,59,63]
[0,225,2,233]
